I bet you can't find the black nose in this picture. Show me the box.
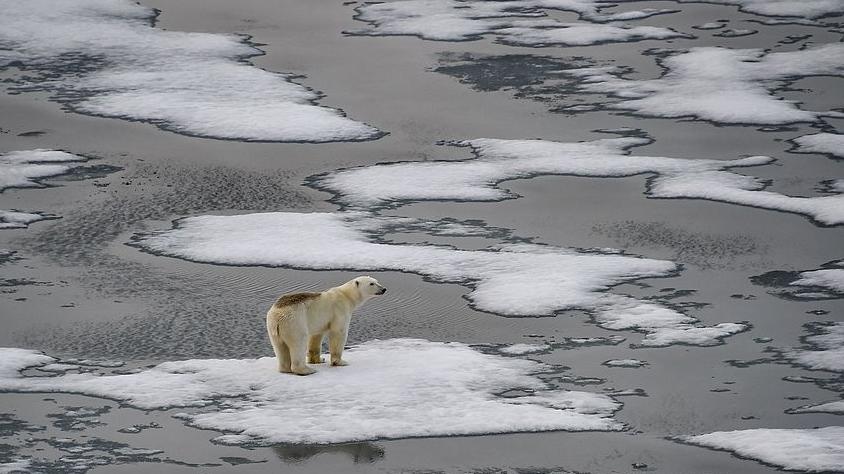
[378,288,387,294]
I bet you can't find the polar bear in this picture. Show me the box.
[266,276,386,375]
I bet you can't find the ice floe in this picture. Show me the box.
[313,136,844,225]
[681,426,844,472]
[752,261,844,299]
[0,340,623,444]
[564,44,844,125]
[0,149,86,192]
[713,27,757,37]
[681,0,844,19]
[693,21,726,30]
[602,359,647,368]
[792,268,844,293]
[792,132,844,160]
[0,0,381,143]
[0,210,54,229]
[350,0,684,45]
[135,211,747,347]
[499,343,551,355]
[788,400,844,414]
[786,322,844,373]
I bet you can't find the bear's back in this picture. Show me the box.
[273,292,321,309]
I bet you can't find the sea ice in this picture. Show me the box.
[490,23,688,47]
[786,322,844,373]
[0,340,623,445]
[499,343,551,355]
[693,22,726,30]
[135,211,747,347]
[713,28,757,37]
[789,400,844,414]
[313,136,844,225]
[792,132,844,159]
[682,426,844,472]
[792,269,844,293]
[564,44,844,125]
[0,210,52,230]
[752,261,844,299]
[0,0,381,143]
[350,0,684,45]
[679,0,844,19]
[0,149,86,192]
[602,359,647,367]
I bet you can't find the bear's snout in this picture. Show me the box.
[377,287,387,295]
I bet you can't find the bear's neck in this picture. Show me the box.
[334,281,367,309]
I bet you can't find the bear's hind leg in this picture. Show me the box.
[288,337,316,375]
[271,337,292,373]
[278,342,292,373]
[268,319,292,373]
[308,333,325,364]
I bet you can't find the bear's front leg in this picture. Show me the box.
[328,329,349,366]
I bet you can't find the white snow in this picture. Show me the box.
[682,427,844,472]
[787,323,844,373]
[0,348,54,378]
[0,0,381,143]
[566,44,844,125]
[135,211,746,347]
[714,28,757,37]
[0,340,623,444]
[37,363,81,373]
[314,136,844,225]
[792,269,844,293]
[0,210,51,229]
[350,0,683,45]
[603,359,647,367]
[693,22,725,30]
[790,400,844,414]
[0,149,85,192]
[679,0,844,19]
[493,23,688,46]
[499,343,551,355]
[793,133,844,159]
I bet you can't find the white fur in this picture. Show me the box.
[266,276,386,375]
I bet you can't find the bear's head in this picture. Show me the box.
[354,275,386,298]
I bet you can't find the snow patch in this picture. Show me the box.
[793,133,844,159]
[679,0,844,19]
[313,137,844,225]
[134,211,746,347]
[0,340,622,444]
[350,0,684,45]
[565,44,844,125]
[682,426,844,472]
[0,0,381,143]
[787,322,844,373]
[0,210,53,230]
[499,343,551,355]
[0,149,86,192]
[789,400,844,414]
[603,359,647,368]
[792,269,844,293]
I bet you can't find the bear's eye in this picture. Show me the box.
[370,283,374,286]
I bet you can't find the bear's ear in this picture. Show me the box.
[355,280,359,287]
